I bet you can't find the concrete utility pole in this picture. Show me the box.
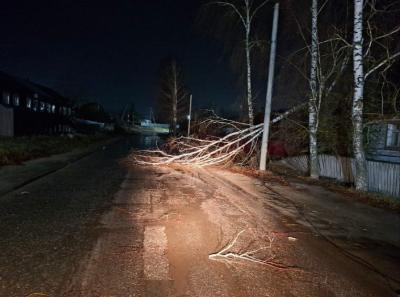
[187,94,192,137]
[260,2,279,171]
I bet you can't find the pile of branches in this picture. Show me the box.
[130,114,263,167]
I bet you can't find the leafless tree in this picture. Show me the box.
[130,109,303,167]
[205,0,270,125]
[284,0,352,178]
[352,0,368,191]
[157,58,189,135]
[308,0,320,179]
[350,0,400,191]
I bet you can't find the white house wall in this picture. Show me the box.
[0,104,14,137]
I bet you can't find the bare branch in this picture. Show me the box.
[250,0,269,22]
[365,51,400,79]
[211,1,247,28]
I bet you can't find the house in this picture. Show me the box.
[0,71,72,137]
[366,119,400,164]
[73,102,114,133]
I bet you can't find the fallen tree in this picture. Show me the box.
[130,104,306,167]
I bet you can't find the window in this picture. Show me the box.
[3,92,10,104]
[26,97,32,109]
[13,94,20,106]
[33,100,38,111]
[52,105,56,113]
[386,124,400,149]
[40,101,45,112]
[46,103,51,113]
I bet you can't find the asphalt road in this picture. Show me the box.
[1,136,399,297]
[0,136,157,297]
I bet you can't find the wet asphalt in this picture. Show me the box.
[1,135,399,297]
[0,136,153,297]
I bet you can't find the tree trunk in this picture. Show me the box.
[309,0,319,179]
[172,65,178,135]
[245,33,254,125]
[352,0,368,191]
[245,6,254,125]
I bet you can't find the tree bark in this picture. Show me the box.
[245,6,254,125]
[309,0,319,179]
[352,0,368,191]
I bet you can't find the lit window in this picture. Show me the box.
[26,98,32,109]
[13,94,20,106]
[46,103,51,113]
[33,100,39,111]
[40,101,45,112]
[3,92,10,104]
[52,105,56,113]
[386,124,400,149]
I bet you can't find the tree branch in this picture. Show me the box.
[212,1,247,28]
[365,51,400,79]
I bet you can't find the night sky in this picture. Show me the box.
[0,0,240,115]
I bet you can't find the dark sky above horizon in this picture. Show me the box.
[0,0,239,115]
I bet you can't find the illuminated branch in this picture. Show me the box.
[209,230,275,266]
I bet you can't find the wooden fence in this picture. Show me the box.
[281,154,400,198]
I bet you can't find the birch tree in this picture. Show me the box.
[351,0,400,190]
[157,59,189,135]
[208,0,269,125]
[352,0,368,190]
[288,0,351,179]
[308,0,319,179]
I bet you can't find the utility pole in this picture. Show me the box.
[187,94,192,137]
[260,2,279,171]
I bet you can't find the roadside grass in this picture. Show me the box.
[0,135,108,167]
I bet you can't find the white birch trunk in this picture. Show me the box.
[245,4,254,125]
[212,0,270,125]
[309,0,320,179]
[352,0,368,191]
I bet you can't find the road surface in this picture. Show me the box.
[0,136,399,296]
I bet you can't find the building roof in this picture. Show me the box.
[0,71,72,106]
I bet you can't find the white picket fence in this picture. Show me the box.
[281,154,400,198]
